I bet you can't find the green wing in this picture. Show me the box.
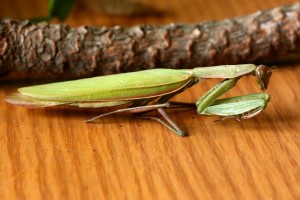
[18,69,192,102]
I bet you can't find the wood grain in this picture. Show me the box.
[1,0,300,199]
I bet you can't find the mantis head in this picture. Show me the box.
[255,65,272,91]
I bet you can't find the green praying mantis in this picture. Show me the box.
[5,64,272,136]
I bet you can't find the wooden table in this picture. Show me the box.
[1,0,300,199]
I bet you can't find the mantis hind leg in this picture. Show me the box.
[85,102,186,136]
[139,108,186,136]
[85,103,170,122]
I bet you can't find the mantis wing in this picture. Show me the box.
[5,93,133,108]
[16,69,193,102]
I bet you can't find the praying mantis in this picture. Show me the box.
[5,64,272,136]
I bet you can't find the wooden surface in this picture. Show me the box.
[1,0,300,199]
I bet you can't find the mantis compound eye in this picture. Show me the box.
[255,65,272,91]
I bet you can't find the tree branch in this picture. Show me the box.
[1,3,300,77]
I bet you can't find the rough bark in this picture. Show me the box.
[1,3,300,77]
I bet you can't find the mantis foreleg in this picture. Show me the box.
[196,78,270,119]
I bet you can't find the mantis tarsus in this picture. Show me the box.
[5,64,272,136]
